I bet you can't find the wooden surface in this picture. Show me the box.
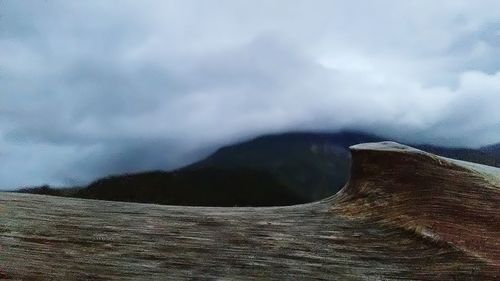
[0,142,499,280]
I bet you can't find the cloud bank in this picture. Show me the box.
[1,0,500,187]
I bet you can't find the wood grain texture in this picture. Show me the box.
[0,142,499,280]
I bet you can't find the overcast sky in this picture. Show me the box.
[1,1,500,188]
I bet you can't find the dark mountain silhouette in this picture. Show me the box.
[76,168,305,206]
[18,185,82,197]
[416,144,500,167]
[17,131,500,206]
[19,169,305,207]
[481,143,500,161]
[187,131,500,200]
[186,131,383,200]
[18,185,65,197]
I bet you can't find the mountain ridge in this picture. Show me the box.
[17,131,500,206]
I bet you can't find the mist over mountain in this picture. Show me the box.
[2,1,500,188]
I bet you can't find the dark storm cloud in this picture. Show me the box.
[1,0,500,188]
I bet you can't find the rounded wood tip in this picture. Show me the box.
[350,141,423,154]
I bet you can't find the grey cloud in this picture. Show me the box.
[1,0,500,188]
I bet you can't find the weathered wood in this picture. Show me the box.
[0,142,499,280]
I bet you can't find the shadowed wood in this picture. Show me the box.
[0,142,498,280]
